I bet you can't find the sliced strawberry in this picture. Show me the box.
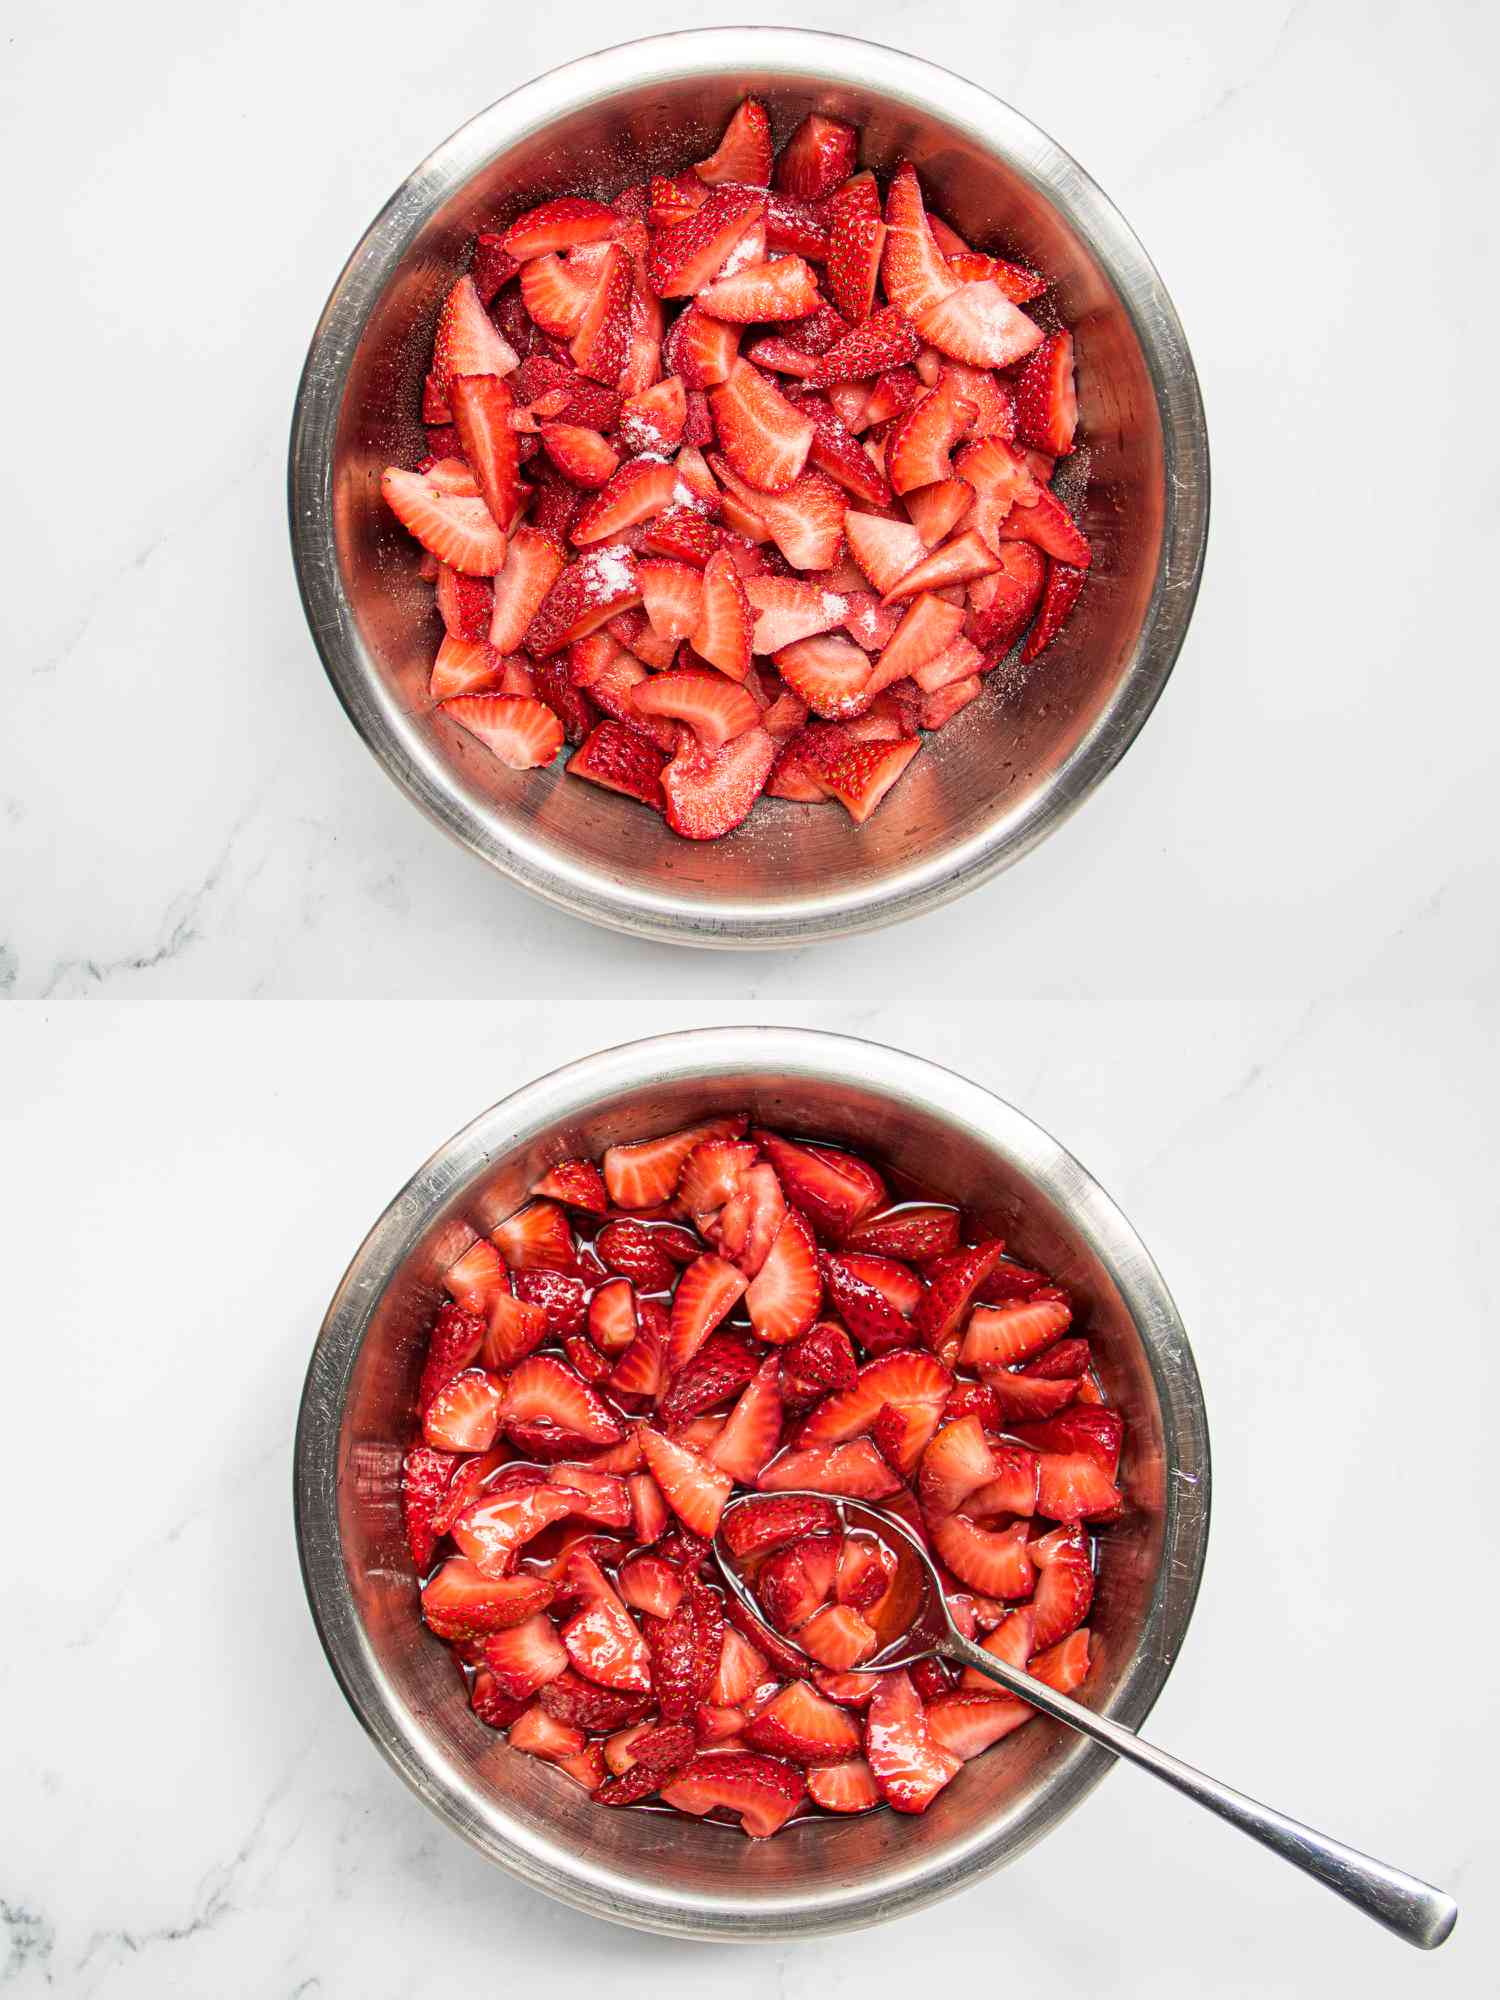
[504,196,618,261]
[983,1371,1082,1421]
[537,1668,653,1732]
[805,305,922,388]
[740,1207,820,1344]
[1013,1407,1123,1478]
[435,563,495,645]
[382,466,507,575]
[603,1117,744,1209]
[721,1492,840,1558]
[431,275,520,400]
[616,1554,684,1623]
[882,529,999,605]
[961,1297,1073,1370]
[571,457,679,544]
[744,574,849,652]
[561,1578,652,1692]
[645,504,724,567]
[655,1329,760,1428]
[503,1353,622,1446]
[707,1354,784,1482]
[925,1689,1033,1760]
[1014,329,1078,454]
[846,1207,961,1266]
[667,1254,750,1372]
[879,164,958,319]
[429,634,507,701]
[1030,1628,1091,1694]
[419,1296,488,1405]
[443,693,563,770]
[568,244,634,386]
[754,1131,887,1241]
[917,1414,1000,1517]
[966,541,1046,651]
[913,1240,1009,1355]
[608,1305,669,1402]
[798,1602,878,1669]
[860,365,923,428]
[565,719,667,811]
[521,252,593,337]
[661,1750,804,1838]
[746,335,822,379]
[525,546,642,655]
[1035,1452,1122,1522]
[477,1613,569,1702]
[695,99,773,187]
[471,230,521,300]
[746,1679,862,1763]
[711,360,815,493]
[773,635,873,720]
[784,1321,859,1400]
[1020,560,1087,662]
[470,1670,529,1731]
[1025,1523,1095,1651]
[421,1563,555,1642]
[648,184,766,297]
[1019,1334,1089,1380]
[788,392,892,506]
[865,1667,964,1812]
[756,1438,901,1499]
[844,511,926,597]
[451,1484,574,1575]
[675,547,749,685]
[996,486,1091,568]
[824,171,887,322]
[401,1445,456,1569]
[633,667,760,747]
[818,1253,912,1351]
[697,255,820,324]
[638,1427,734,1537]
[711,1625,770,1706]
[756,1532,840,1632]
[539,421,620,490]
[662,304,742,389]
[819,738,922,824]
[661,724,776,839]
[423,1368,506,1452]
[491,1200,574,1272]
[806,1758,881,1812]
[428,1449,509,1540]
[548,1465,632,1528]
[929,1512,1035,1599]
[592,1217,675,1291]
[479,1280,550,1369]
[966,1443,1040,1518]
[582,1277,636,1358]
[770,112,853,200]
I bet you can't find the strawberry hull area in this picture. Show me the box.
[290,30,1207,946]
[295,1028,1209,1935]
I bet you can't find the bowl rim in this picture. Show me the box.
[287,27,1210,950]
[293,1026,1211,1937]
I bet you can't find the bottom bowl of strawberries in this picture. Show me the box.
[290,28,1208,945]
[295,1027,1209,1935]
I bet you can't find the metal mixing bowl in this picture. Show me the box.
[294,1027,1210,1936]
[289,29,1209,947]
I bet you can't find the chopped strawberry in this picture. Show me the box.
[431,275,520,401]
[798,1602,878,1669]
[504,196,618,262]
[865,1669,962,1812]
[753,1131,887,1240]
[424,1368,506,1452]
[929,1512,1035,1599]
[1029,1629,1091,1694]
[819,738,922,824]
[960,1297,1073,1369]
[837,1534,897,1615]
[1020,1332,1089,1378]
[471,1670,529,1731]
[451,1484,574,1574]
[565,719,666,811]
[788,391,891,506]
[805,305,922,388]
[708,1354,784,1482]
[608,1307,668,1402]
[807,1758,882,1811]
[1029,1523,1096,1650]
[435,563,495,644]
[746,1679,862,1763]
[450,372,523,536]
[503,1353,622,1446]
[561,1575,652,1692]
[491,1199,574,1272]
[539,421,619,489]
[695,100,773,188]
[1035,1452,1122,1522]
[657,1330,762,1427]
[639,1427,734,1537]
[525,546,643,655]
[996,486,1091,568]
[824,171,887,322]
[421,1563,555,1642]
[698,256,820,324]
[661,1750,804,1838]
[429,635,506,701]
[1014,329,1078,455]
[721,1493,841,1560]
[820,1254,915,1351]
[592,1218,674,1292]
[381,466,507,575]
[966,1443,1040,1518]
[925,1690,1033,1760]
[537,1669,653,1732]
[472,231,521,300]
[918,1414,999,1517]
[664,1254,749,1374]
[883,529,999,603]
[887,372,977,495]
[742,573,847,652]
[965,542,1046,651]
[419,1296,488,1406]
[913,1239,1009,1355]
[1020,560,1088,662]
[661,724,776,839]
[571,457,678,544]
[844,511,926,596]
[618,1554,685,1620]
[648,184,767,297]
[880,164,959,320]
[711,360,815,493]
[662,304,742,388]
[756,1531,840,1632]
[783,1322,859,1402]
[443,693,564,770]
[984,1371,1082,1421]
[756,1438,902,1500]
[633,667,760,747]
[603,1117,743,1209]
[1013,1407,1123,1477]
[401,1445,456,1570]
[917,278,1043,370]
[711,1625,770,1706]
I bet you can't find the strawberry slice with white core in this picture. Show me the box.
[503,1354,622,1446]
[925,1690,1034,1760]
[648,185,767,297]
[421,1563,555,1642]
[745,1680,862,1763]
[431,275,520,401]
[756,1438,902,1499]
[521,254,595,336]
[710,361,815,493]
[381,467,507,575]
[450,373,522,532]
[865,1668,963,1811]
[883,530,1000,604]
[1035,1452,1123,1522]
[569,244,634,386]
[667,1253,750,1371]
[861,594,968,702]
[744,574,849,653]
[661,724,776,840]
[525,545,643,655]
[807,1758,882,1812]
[451,1485,575,1575]
[443,693,564,770]
[929,1512,1035,1599]
[697,256,820,324]
[1030,1629,1092,1694]
[916,280,1043,370]
[561,1575,653,1691]
[777,114,858,201]
[483,1613,571,1700]
[918,1414,1000,1516]
[711,459,846,571]
[798,1602,879,1669]
[487,529,566,653]
[754,1131,887,1240]
[745,1209,822,1344]
[913,1240,1010,1354]
[638,1427,734,1537]
[966,1442,1040,1519]
[571,457,679,544]
[711,1625,771,1705]
[618,1555,685,1621]
[492,1199,574,1270]
[539,422,620,490]
[960,1297,1073,1369]
[798,1348,951,1446]
[995,485,1092,568]
[661,1750,804,1838]
[880,165,960,320]
[603,1117,744,1209]
[423,1369,506,1452]
[774,635,874,721]
[636,559,705,644]
[708,1354,784,1482]
[504,196,619,261]
[632,668,759,747]
[844,511,927,597]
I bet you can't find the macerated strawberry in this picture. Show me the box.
[929,1512,1035,1599]
[503,1353,622,1446]
[603,1117,744,1210]
[539,421,620,490]
[661,1749,804,1838]
[807,1758,882,1812]
[708,1354,784,1482]
[526,545,643,655]
[639,1427,734,1537]
[817,1253,912,1352]
[520,253,592,335]
[996,486,1091,568]
[1030,1628,1092,1694]
[917,277,1043,370]
[382,466,507,575]
[420,1296,489,1406]
[538,1668,653,1733]
[711,360,816,493]
[649,184,767,297]
[967,1443,1040,1519]
[912,1239,1009,1355]
[805,305,922,389]
[756,1437,902,1499]
[698,256,820,324]
[632,668,760,748]
[695,99,773,187]
[926,1690,1033,1760]
[754,1131,887,1241]
[984,1371,1082,1422]
[592,1217,674,1292]
[917,1414,999,1518]
[746,1678,863,1764]
[666,1254,750,1373]
[452,1484,575,1574]
[961,1297,1073,1370]
[571,457,679,544]
[824,171,887,322]
[565,718,667,811]
[661,724,776,840]
[1021,560,1088,662]
[771,635,871,721]
[882,529,999,605]
[491,1199,574,1272]
[966,541,1047,652]
[1035,1451,1122,1522]
[435,564,495,647]
[424,1368,506,1452]
[1014,328,1078,454]
[422,1565,557,1643]
[401,1446,456,1570]
[504,195,618,261]
[843,511,926,598]
[561,1568,652,1692]
[864,1668,963,1811]
[431,275,520,401]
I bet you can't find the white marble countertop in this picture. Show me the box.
[4,1,1496,1993]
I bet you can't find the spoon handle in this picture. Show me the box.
[942,1632,1456,1950]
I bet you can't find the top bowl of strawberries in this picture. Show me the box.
[290,29,1208,945]
[295,1026,1210,1935]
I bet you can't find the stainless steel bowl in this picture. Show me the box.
[294,1027,1210,1937]
[289,29,1209,948]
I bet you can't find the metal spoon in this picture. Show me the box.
[713,1491,1457,1951]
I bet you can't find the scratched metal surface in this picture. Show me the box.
[293,1029,1210,1936]
[287,29,1210,946]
